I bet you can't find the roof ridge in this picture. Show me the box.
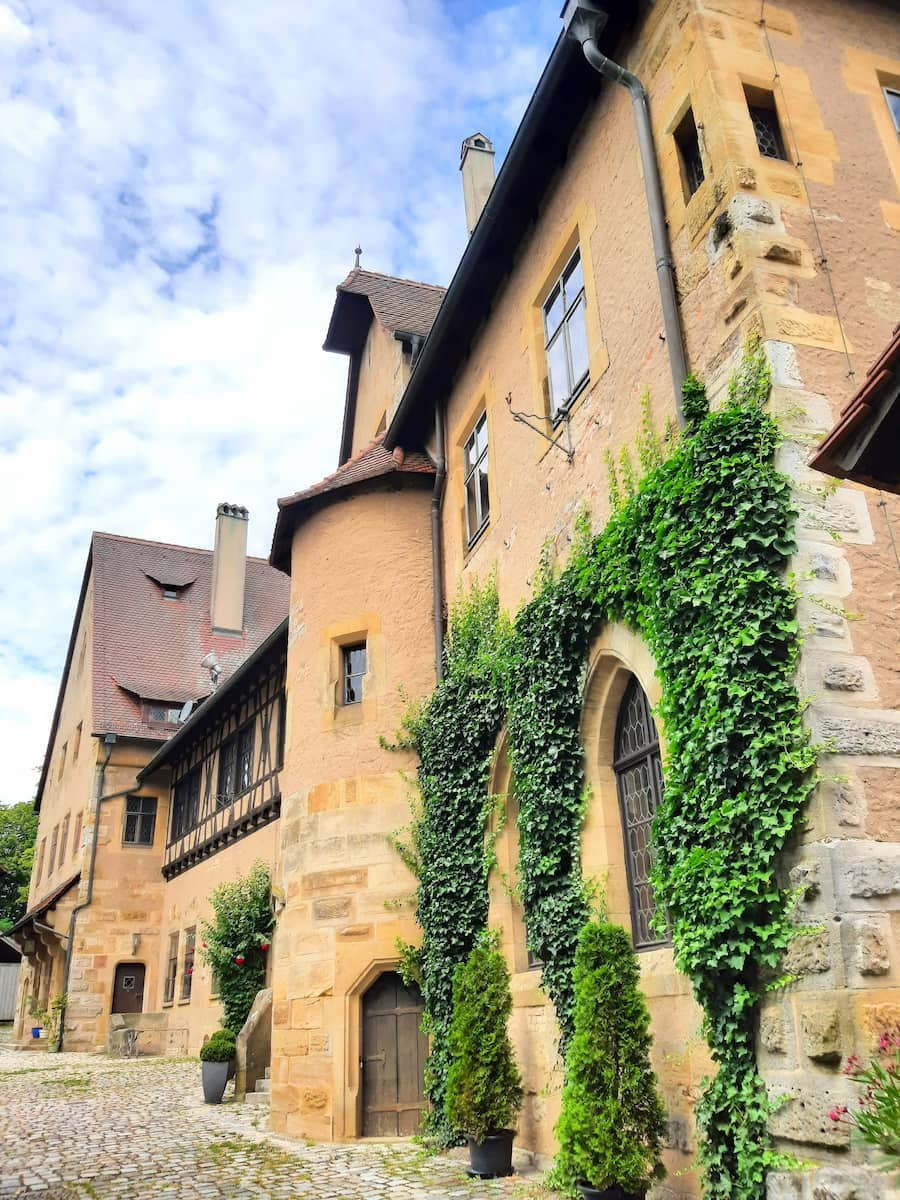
[92,530,271,564]
[341,267,446,293]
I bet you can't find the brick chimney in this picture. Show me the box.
[210,503,248,633]
[460,133,495,236]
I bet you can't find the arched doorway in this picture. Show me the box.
[613,676,666,948]
[361,971,427,1136]
[111,963,145,1014]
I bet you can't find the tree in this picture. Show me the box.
[0,802,39,932]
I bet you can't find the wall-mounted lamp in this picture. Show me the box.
[131,933,141,955]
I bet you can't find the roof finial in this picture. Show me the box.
[354,245,362,269]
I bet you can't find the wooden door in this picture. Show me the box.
[111,963,145,1014]
[362,972,428,1136]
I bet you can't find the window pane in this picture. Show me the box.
[749,105,786,160]
[465,475,480,542]
[542,282,564,339]
[124,814,138,843]
[345,647,366,676]
[546,330,570,413]
[563,251,583,306]
[566,297,590,389]
[477,464,490,529]
[887,89,900,134]
[474,414,488,458]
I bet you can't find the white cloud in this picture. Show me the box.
[0,0,559,806]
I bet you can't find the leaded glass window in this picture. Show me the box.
[613,677,668,949]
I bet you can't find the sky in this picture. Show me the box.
[0,1,562,807]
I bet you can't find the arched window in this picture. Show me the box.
[613,676,667,948]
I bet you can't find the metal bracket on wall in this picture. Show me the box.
[506,392,574,463]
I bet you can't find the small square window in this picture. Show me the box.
[342,644,367,705]
[145,701,183,725]
[744,85,788,161]
[123,795,157,846]
[542,247,589,417]
[885,87,900,135]
[463,413,490,547]
[674,105,705,200]
[161,586,180,600]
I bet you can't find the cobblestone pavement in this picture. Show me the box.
[0,1045,551,1200]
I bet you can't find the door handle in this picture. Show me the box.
[364,1051,386,1066]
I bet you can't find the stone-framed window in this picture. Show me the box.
[71,813,82,862]
[613,676,668,949]
[59,814,70,864]
[47,824,59,877]
[163,932,179,1005]
[181,927,196,1002]
[542,246,590,418]
[463,412,490,548]
[674,104,705,200]
[342,644,367,706]
[123,795,157,846]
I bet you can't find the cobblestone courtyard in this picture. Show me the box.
[0,1044,549,1200]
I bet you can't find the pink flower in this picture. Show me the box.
[843,1054,861,1075]
[879,1033,890,1051]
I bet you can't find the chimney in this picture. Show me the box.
[210,503,249,634]
[459,133,495,236]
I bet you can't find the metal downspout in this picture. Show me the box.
[579,36,688,423]
[430,406,447,682]
[59,735,117,1050]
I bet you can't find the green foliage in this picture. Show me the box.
[554,921,666,1194]
[199,1028,237,1062]
[200,862,274,1034]
[0,801,39,932]
[682,373,710,431]
[400,343,813,1194]
[445,937,523,1143]
[401,576,510,1145]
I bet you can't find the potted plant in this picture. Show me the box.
[27,996,46,1040]
[445,935,523,1178]
[199,1028,237,1104]
[555,920,666,1200]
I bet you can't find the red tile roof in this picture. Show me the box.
[810,324,900,494]
[329,268,445,345]
[36,531,289,808]
[10,872,81,935]
[91,532,290,740]
[270,436,435,571]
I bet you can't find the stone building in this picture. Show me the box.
[11,0,900,1195]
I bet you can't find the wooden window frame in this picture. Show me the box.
[342,644,367,706]
[463,411,490,548]
[123,795,158,847]
[170,767,201,843]
[163,932,179,1005]
[218,720,254,804]
[542,246,590,419]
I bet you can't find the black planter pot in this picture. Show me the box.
[466,1130,515,1178]
[575,1184,646,1200]
[201,1060,230,1104]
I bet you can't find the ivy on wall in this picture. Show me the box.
[403,343,815,1195]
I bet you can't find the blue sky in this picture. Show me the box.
[0,1,561,806]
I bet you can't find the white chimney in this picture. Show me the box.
[210,503,248,634]
[460,133,495,237]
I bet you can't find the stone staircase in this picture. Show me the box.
[244,1065,270,1105]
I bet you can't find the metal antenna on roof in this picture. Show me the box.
[354,245,362,268]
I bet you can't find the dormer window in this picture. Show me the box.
[161,586,180,601]
[146,701,184,725]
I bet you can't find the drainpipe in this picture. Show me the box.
[59,733,119,1050]
[430,405,447,681]
[562,1,688,423]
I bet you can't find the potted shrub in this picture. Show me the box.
[199,1028,237,1104]
[27,996,46,1040]
[555,920,667,1200]
[445,936,523,1178]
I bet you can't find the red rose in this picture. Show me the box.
[234,954,245,965]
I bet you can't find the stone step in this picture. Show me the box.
[255,1078,270,1093]
[244,1091,269,1106]
[264,1066,270,1079]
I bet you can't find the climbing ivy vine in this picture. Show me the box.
[402,343,816,1195]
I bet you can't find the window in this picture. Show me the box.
[342,644,367,705]
[145,701,183,725]
[161,586,180,600]
[543,247,590,417]
[674,105,705,199]
[36,837,46,885]
[58,743,67,781]
[59,815,70,864]
[463,412,490,546]
[181,927,196,1001]
[123,796,157,846]
[72,722,82,762]
[171,768,200,841]
[885,87,900,135]
[218,722,254,804]
[48,825,59,877]
[613,677,668,949]
[71,813,82,861]
[164,933,179,1004]
[744,86,788,161]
